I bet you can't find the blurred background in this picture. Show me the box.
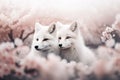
[0,0,120,80]
[0,0,120,45]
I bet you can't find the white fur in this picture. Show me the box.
[57,22,96,65]
[28,22,59,58]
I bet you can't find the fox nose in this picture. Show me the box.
[35,46,38,49]
[59,44,62,47]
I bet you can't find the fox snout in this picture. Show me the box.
[35,45,39,50]
[59,44,62,48]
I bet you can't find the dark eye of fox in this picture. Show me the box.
[36,38,39,41]
[66,36,71,39]
[58,37,61,40]
[43,38,49,41]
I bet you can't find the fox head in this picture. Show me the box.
[57,22,79,49]
[32,22,57,52]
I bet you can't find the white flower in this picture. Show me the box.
[14,38,23,47]
[0,42,14,51]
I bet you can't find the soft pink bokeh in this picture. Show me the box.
[0,0,120,44]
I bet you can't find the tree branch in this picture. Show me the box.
[23,30,34,41]
[8,29,14,42]
[19,30,25,39]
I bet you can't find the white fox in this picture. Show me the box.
[28,22,59,58]
[57,22,96,65]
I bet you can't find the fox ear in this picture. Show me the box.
[48,23,56,34]
[70,21,78,32]
[35,22,41,32]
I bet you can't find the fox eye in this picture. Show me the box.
[58,37,61,40]
[36,38,39,41]
[66,36,71,39]
[43,38,49,41]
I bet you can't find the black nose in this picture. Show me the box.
[59,44,62,47]
[35,46,38,49]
